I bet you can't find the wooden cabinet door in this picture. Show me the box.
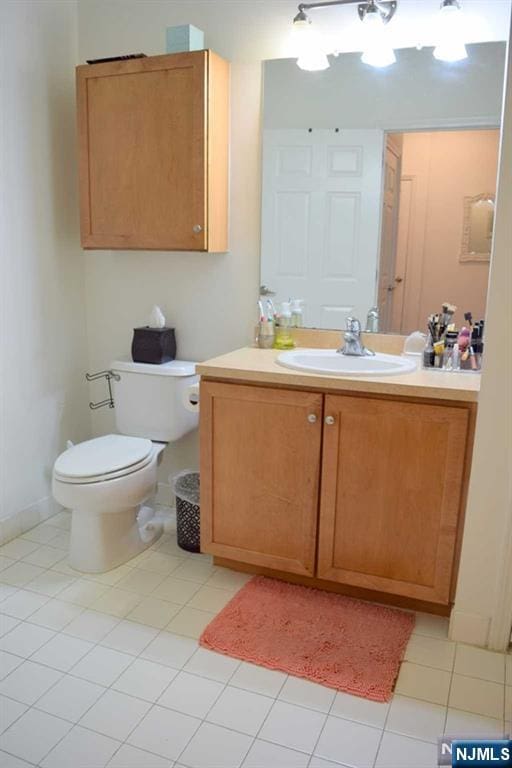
[77,51,209,251]
[317,395,469,604]
[200,382,323,576]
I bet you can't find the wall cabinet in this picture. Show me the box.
[200,380,474,609]
[76,50,229,251]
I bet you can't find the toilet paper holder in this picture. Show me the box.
[85,370,121,410]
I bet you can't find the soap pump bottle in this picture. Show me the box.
[273,302,295,350]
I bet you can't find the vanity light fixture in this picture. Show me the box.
[433,0,468,62]
[292,0,397,70]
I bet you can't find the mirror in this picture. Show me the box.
[260,43,505,334]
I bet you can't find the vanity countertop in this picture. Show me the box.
[197,347,480,402]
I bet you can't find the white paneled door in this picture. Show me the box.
[261,129,384,329]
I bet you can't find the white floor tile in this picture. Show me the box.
[0,707,71,764]
[101,620,158,655]
[37,674,105,722]
[47,511,71,530]
[0,540,39,560]
[386,695,446,743]
[449,673,504,719]
[184,647,240,683]
[230,661,287,698]
[63,609,119,642]
[395,661,451,705]
[152,576,201,605]
[40,724,120,768]
[158,670,223,718]
[0,615,20,639]
[128,705,200,760]
[243,738,309,768]
[310,757,349,768]
[113,658,178,703]
[71,645,134,686]
[0,621,55,657]
[375,731,438,768]
[79,688,151,741]
[454,644,506,683]
[314,715,382,768]
[404,634,456,672]
[206,568,252,591]
[137,551,183,576]
[86,564,134,586]
[0,589,49,619]
[0,651,23,680]
[127,597,181,629]
[0,696,28,733]
[47,530,71,551]
[207,685,274,736]
[413,613,449,640]
[179,721,252,768]
[260,700,326,754]
[116,568,166,596]
[331,691,390,729]
[171,560,217,584]
[0,561,45,587]
[187,586,235,613]
[141,631,197,669]
[25,569,76,597]
[166,607,215,639]
[29,598,83,631]
[278,677,336,713]
[0,558,15,574]
[21,525,60,545]
[107,743,172,767]
[22,544,65,568]
[0,585,18,603]
[59,578,109,608]
[92,587,142,618]
[31,632,93,672]
[445,707,505,737]
[0,749,34,768]
[0,659,61,704]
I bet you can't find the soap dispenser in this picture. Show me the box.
[273,302,295,350]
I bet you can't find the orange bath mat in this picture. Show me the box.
[200,576,415,702]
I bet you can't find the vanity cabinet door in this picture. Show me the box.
[76,50,228,251]
[200,381,323,576]
[317,394,469,604]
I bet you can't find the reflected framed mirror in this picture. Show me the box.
[260,42,506,334]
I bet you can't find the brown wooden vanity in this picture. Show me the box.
[198,347,478,616]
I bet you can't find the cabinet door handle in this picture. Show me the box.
[307,414,317,423]
[325,415,335,425]
[193,224,203,234]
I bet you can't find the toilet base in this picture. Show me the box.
[69,504,163,573]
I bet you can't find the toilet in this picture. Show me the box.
[52,359,199,573]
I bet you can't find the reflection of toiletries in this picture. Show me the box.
[365,307,379,333]
[423,335,435,368]
[433,340,445,368]
[257,300,275,349]
[443,331,458,370]
[273,302,295,350]
[290,299,304,328]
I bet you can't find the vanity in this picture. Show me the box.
[198,341,479,616]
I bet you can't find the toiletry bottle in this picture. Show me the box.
[423,334,435,368]
[442,331,458,370]
[257,301,275,349]
[273,302,295,350]
[290,299,304,328]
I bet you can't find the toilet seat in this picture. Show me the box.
[54,434,154,485]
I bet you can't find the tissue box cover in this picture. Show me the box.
[132,327,176,364]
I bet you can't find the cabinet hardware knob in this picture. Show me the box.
[307,414,317,423]
[325,415,335,425]
[193,224,203,234]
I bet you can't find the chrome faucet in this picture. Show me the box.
[337,317,375,357]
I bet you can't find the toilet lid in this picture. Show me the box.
[54,434,153,480]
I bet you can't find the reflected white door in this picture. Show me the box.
[261,129,384,329]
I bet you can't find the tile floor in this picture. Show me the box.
[0,507,510,768]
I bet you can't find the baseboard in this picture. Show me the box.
[449,609,491,647]
[0,496,62,545]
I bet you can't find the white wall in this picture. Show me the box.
[0,1,91,536]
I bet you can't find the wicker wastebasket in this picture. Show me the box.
[173,471,200,553]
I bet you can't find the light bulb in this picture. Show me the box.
[433,0,468,62]
[293,17,330,71]
[360,8,396,68]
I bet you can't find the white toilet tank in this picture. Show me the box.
[110,359,199,443]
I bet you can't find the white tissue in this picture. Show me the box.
[183,382,200,414]
[149,305,166,329]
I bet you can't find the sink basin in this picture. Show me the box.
[277,348,417,376]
